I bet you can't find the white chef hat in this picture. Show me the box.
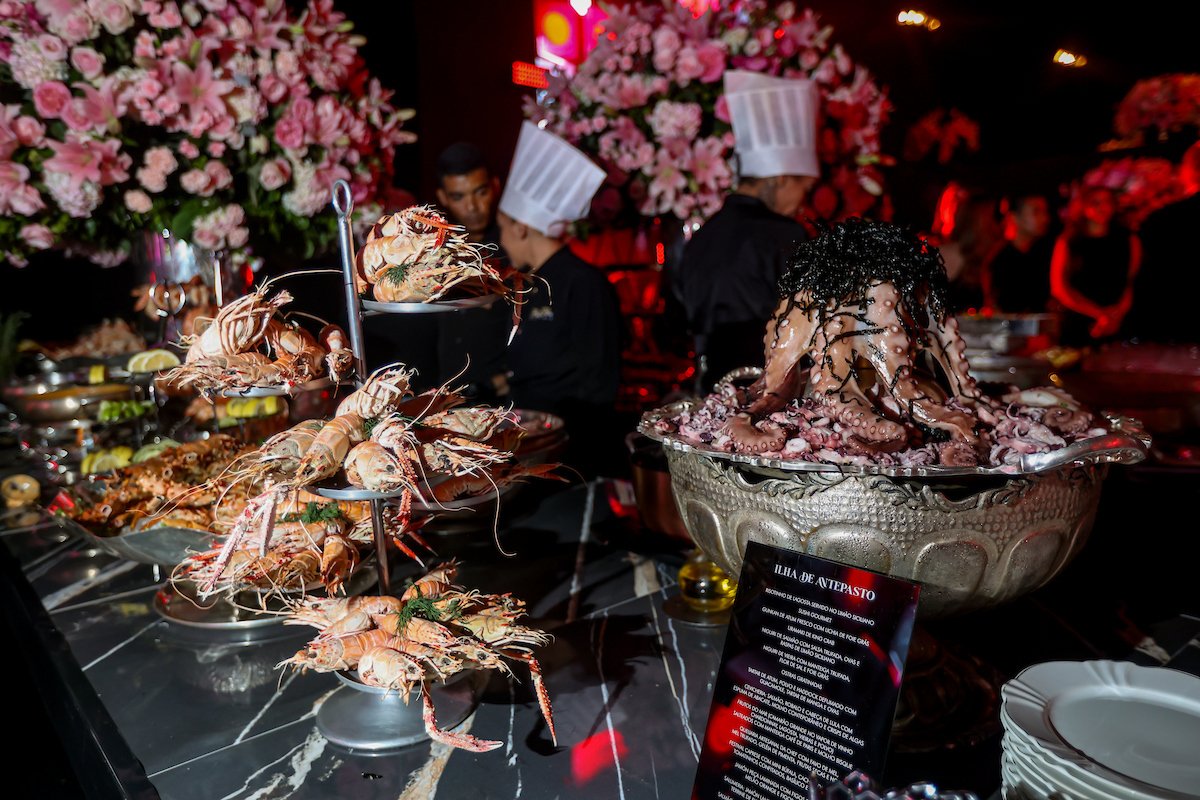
[499,121,606,238]
[724,70,820,179]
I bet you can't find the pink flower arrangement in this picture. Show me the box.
[1115,74,1200,142]
[902,108,980,165]
[0,0,414,267]
[1075,157,1185,229]
[526,1,890,228]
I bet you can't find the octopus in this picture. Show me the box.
[730,219,995,459]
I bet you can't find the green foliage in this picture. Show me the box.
[278,501,344,524]
[0,312,27,382]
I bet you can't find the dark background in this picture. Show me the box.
[6,0,1200,335]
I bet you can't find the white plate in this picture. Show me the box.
[1003,661,1200,799]
[1003,679,1191,800]
[1005,731,1155,800]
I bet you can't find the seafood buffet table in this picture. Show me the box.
[3,467,1199,799]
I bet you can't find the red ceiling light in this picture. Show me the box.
[512,61,550,89]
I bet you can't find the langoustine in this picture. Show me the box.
[280,562,556,752]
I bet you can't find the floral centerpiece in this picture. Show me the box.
[524,0,890,229]
[901,107,979,165]
[1074,157,1184,230]
[0,0,414,267]
[1114,73,1200,144]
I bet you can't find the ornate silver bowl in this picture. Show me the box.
[641,400,1149,619]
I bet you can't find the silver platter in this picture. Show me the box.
[639,400,1150,479]
[80,522,212,567]
[311,482,411,501]
[362,296,498,315]
[155,565,377,630]
[154,583,289,629]
[415,484,514,512]
[217,376,334,398]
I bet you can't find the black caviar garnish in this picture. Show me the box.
[778,218,949,325]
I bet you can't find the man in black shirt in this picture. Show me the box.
[1128,143,1200,342]
[432,143,510,398]
[985,194,1053,313]
[496,122,619,474]
[675,71,818,391]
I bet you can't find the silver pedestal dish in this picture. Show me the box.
[641,398,1149,619]
[664,449,1107,618]
[318,670,484,754]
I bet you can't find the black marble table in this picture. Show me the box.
[3,464,1199,799]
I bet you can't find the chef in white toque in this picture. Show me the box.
[674,70,820,392]
[497,122,622,472]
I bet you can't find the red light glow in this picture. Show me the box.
[571,730,628,786]
[655,242,665,265]
[512,61,550,89]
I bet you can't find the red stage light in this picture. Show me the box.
[512,61,550,89]
[655,242,665,265]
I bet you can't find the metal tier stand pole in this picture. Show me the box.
[332,180,390,596]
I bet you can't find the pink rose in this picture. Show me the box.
[137,77,164,99]
[14,116,46,146]
[695,42,725,83]
[70,46,105,79]
[10,184,45,215]
[258,158,290,190]
[62,99,93,131]
[652,27,680,72]
[136,166,166,192]
[60,11,97,44]
[227,226,248,248]
[179,168,209,194]
[675,47,704,84]
[33,81,72,118]
[19,224,54,250]
[134,30,157,59]
[148,1,182,28]
[274,116,304,150]
[206,140,225,157]
[37,34,68,61]
[259,74,287,103]
[274,50,300,80]
[228,15,251,39]
[714,94,731,123]
[88,0,134,34]
[203,160,231,191]
[124,188,152,213]
[143,145,177,174]
[153,92,180,116]
[191,227,219,249]
[177,139,199,158]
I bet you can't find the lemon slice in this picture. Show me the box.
[128,348,181,373]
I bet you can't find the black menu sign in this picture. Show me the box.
[692,542,920,800]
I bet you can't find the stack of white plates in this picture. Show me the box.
[1000,660,1200,800]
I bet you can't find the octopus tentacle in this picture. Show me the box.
[726,414,786,454]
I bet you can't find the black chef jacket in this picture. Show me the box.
[674,194,807,390]
[507,246,621,415]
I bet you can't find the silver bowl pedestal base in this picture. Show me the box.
[317,671,485,755]
[665,449,1107,619]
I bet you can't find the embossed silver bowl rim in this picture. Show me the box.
[638,400,1150,479]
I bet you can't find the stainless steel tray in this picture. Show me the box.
[216,376,334,398]
[310,482,412,501]
[639,399,1150,479]
[415,483,514,512]
[156,563,377,629]
[362,296,498,315]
